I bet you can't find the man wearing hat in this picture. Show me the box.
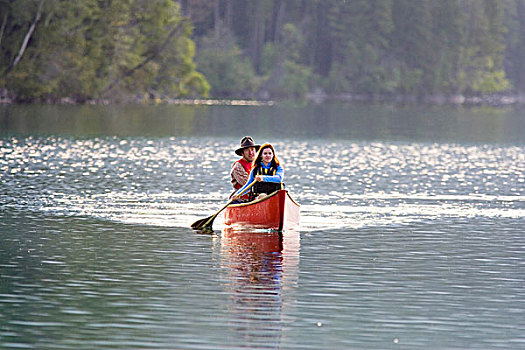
[230,136,260,199]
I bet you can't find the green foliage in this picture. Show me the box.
[473,70,510,93]
[458,0,510,94]
[325,0,396,95]
[273,60,312,98]
[261,42,279,76]
[195,29,258,98]
[506,0,525,91]
[1,0,208,102]
[1,0,520,102]
[259,23,312,98]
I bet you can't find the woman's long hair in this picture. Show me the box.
[253,143,280,168]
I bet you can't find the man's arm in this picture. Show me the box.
[231,162,249,187]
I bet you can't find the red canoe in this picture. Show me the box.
[224,190,300,230]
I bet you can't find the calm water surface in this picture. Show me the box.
[1,104,524,349]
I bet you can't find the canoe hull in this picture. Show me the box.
[224,190,300,230]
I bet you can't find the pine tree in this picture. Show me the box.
[1,0,208,102]
[459,0,510,94]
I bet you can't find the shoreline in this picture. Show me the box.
[1,93,525,107]
[307,91,525,107]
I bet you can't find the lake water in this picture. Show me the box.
[1,103,524,349]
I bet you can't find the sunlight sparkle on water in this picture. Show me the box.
[1,136,523,231]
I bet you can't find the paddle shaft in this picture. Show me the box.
[192,180,256,229]
[211,180,256,218]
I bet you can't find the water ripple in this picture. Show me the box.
[1,137,523,231]
[1,135,524,349]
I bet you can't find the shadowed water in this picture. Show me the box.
[1,104,524,349]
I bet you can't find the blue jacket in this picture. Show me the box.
[234,162,284,197]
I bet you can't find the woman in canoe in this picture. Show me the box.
[232,143,284,201]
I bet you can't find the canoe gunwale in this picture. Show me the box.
[228,190,300,209]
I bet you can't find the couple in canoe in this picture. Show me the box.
[230,136,284,203]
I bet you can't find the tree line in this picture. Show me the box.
[0,0,209,103]
[1,0,525,103]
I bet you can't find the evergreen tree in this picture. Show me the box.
[459,0,510,93]
[1,0,520,101]
[391,0,433,95]
[509,0,525,91]
[428,0,463,94]
[195,27,257,98]
[1,0,208,102]
[326,0,395,94]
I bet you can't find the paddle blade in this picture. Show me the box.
[191,214,216,230]
[191,181,254,230]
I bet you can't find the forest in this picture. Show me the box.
[1,0,525,104]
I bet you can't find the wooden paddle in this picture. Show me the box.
[191,180,256,231]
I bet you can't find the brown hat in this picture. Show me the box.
[235,136,260,156]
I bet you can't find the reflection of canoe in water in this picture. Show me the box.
[224,190,300,230]
[218,228,300,345]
